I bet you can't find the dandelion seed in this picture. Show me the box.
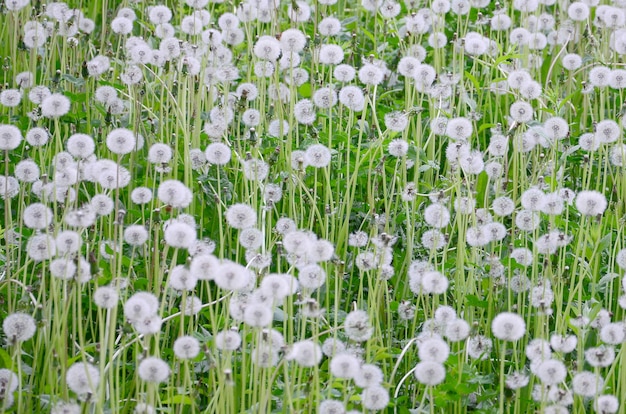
[509,101,534,123]
[418,337,450,363]
[298,264,326,289]
[66,362,99,395]
[214,329,242,351]
[330,352,361,379]
[2,312,36,344]
[173,336,200,360]
[491,312,526,341]
[334,64,356,82]
[535,359,566,385]
[251,345,279,367]
[361,385,390,410]
[414,361,446,386]
[338,85,365,111]
[445,319,470,342]
[318,400,345,414]
[0,125,22,151]
[594,395,619,413]
[572,371,604,397]
[157,180,193,209]
[506,372,530,390]
[585,345,616,368]
[319,44,344,65]
[318,17,342,36]
[293,99,317,125]
[214,260,252,291]
[466,335,492,359]
[242,159,269,181]
[287,340,323,367]
[424,203,450,228]
[312,87,338,109]
[148,5,172,24]
[589,66,611,87]
[0,89,22,108]
[305,144,332,168]
[549,334,576,353]
[358,63,384,85]
[575,190,607,216]
[254,35,281,61]
[344,310,373,342]
[465,226,490,246]
[225,204,257,229]
[138,357,169,384]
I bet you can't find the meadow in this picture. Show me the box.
[0,0,625,412]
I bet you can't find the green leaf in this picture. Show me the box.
[465,294,489,309]
[162,395,193,405]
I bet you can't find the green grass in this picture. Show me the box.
[0,0,625,413]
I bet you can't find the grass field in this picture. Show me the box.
[1,0,626,412]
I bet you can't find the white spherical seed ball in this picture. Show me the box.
[25,127,48,146]
[344,310,373,342]
[106,128,136,154]
[66,362,100,395]
[535,359,567,385]
[214,329,242,351]
[361,385,390,410]
[157,180,193,208]
[138,357,170,383]
[23,203,53,229]
[492,312,526,341]
[205,142,231,165]
[288,340,323,367]
[94,286,119,309]
[387,139,409,157]
[338,85,365,111]
[225,204,257,229]
[509,101,534,123]
[173,335,200,359]
[575,190,607,216]
[163,222,196,249]
[90,194,114,216]
[41,93,71,118]
[148,143,172,164]
[305,144,332,168]
[0,368,18,396]
[0,89,22,107]
[572,371,604,397]
[14,159,39,183]
[594,395,619,414]
[27,234,56,261]
[334,64,356,82]
[424,203,451,228]
[312,87,338,109]
[330,352,361,379]
[318,400,345,414]
[3,312,36,343]
[213,261,252,291]
[354,363,384,388]
[67,134,95,159]
[124,225,149,246]
[131,187,153,205]
[414,361,446,385]
[0,125,23,150]
[444,319,470,342]
[168,265,198,291]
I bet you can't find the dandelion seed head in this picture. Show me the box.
[344,310,373,342]
[492,312,526,341]
[138,357,169,383]
[414,360,446,385]
[287,340,323,367]
[66,362,99,395]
